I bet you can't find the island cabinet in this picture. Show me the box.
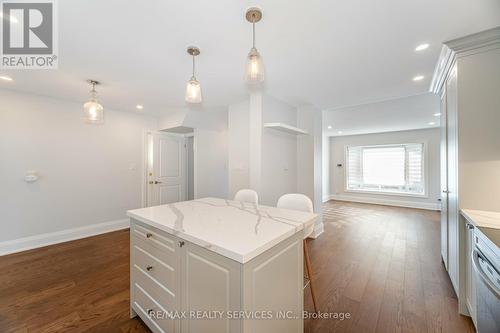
[127,198,316,333]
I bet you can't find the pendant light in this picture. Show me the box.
[245,7,264,84]
[185,46,202,104]
[83,80,104,124]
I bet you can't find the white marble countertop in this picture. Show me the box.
[461,209,500,248]
[127,197,318,264]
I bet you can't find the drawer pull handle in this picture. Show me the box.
[146,265,153,271]
[178,240,185,247]
[146,233,153,239]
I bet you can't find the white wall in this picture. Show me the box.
[194,128,228,199]
[328,128,441,210]
[227,100,249,198]
[458,47,500,212]
[322,134,330,202]
[0,89,158,250]
[226,95,324,236]
[249,92,263,196]
[297,106,324,237]
[227,93,299,206]
[158,106,229,201]
[159,107,228,132]
[323,93,440,136]
[261,95,297,205]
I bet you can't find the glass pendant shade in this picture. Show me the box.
[185,77,202,103]
[83,99,104,124]
[83,80,104,124]
[245,48,264,84]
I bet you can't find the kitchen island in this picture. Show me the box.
[127,197,318,333]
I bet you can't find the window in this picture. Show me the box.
[346,143,425,195]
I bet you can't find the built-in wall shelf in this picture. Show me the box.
[263,123,308,135]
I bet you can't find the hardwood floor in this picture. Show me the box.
[303,201,475,333]
[0,230,148,333]
[0,201,474,332]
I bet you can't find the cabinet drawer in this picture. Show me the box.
[133,246,178,310]
[133,283,177,333]
[132,222,179,268]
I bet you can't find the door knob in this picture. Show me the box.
[178,240,185,247]
[154,180,162,184]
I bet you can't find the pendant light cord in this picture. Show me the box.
[192,54,196,78]
[90,81,97,99]
[252,19,256,49]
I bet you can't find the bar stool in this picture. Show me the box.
[234,189,259,204]
[277,193,318,313]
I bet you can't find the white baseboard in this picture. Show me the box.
[0,219,130,256]
[326,194,441,211]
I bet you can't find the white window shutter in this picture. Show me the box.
[347,146,362,189]
[346,143,425,195]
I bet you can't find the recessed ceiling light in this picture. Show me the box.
[327,126,332,129]
[0,75,13,82]
[415,43,429,52]
[433,112,441,117]
[338,131,343,134]
[428,122,436,125]
[136,104,144,110]
[413,75,424,81]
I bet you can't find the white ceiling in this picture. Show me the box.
[323,93,440,137]
[0,0,499,115]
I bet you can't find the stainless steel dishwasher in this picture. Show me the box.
[472,229,500,333]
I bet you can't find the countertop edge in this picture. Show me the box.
[460,209,500,250]
[127,210,318,264]
[460,209,500,230]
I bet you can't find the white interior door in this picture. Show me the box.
[440,90,449,270]
[445,64,459,293]
[148,132,186,206]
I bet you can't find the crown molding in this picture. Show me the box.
[430,26,500,94]
[446,26,500,55]
[429,45,456,95]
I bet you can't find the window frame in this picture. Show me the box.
[343,142,428,198]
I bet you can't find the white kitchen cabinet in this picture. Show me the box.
[130,222,182,333]
[445,64,459,293]
[128,198,317,333]
[431,26,500,320]
[131,220,304,333]
[438,61,459,293]
[180,239,241,333]
[439,90,448,270]
[463,218,477,326]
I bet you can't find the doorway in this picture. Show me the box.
[146,131,189,206]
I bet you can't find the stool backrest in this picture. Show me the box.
[277,193,314,238]
[277,193,313,212]
[234,189,259,204]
